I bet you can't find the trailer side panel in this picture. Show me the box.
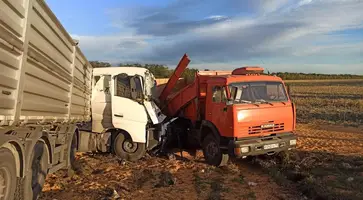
[0,0,92,126]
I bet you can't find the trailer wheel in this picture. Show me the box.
[202,135,229,167]
[113,132,146,161]
[24,141,49,200]
[0,148,17,200]
[70,132,77,169]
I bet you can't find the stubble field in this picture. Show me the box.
[287,79,363,126]
[262,79,363,199]
[39,79,363,200]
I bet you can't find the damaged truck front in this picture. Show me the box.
[78,67,168,161]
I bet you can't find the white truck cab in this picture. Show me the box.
[83,67,166,160]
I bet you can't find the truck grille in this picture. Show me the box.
[248,123,285,134]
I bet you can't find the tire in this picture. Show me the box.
[24,141,49,200]
[0,148,17,200]
[202,134,229,167]
[113,132,146,162]
[69,133,77,170]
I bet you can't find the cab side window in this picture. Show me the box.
[115,74,131,98]
[212,86,227,103]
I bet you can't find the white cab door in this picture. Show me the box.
[91,75,113,133]
[111,74,148,143]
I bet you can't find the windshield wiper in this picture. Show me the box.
[240,100,252,103]
[237,100,260,107]
[255,99,274,106]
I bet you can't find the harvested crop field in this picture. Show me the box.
[287,79,363,126]
[39,79,363,200]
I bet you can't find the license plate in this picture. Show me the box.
[264,143,279,150]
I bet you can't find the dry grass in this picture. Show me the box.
[288,79,363,126]
[256,124,363,200]
[254,79,363,200]
[285,79,363,83]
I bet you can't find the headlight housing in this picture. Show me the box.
[240,146,249,153]
[237,111,246,122]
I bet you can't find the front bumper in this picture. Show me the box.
[229,132,297,157]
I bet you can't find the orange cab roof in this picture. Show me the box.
[204,74,283,84]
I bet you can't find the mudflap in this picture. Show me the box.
[77,131,98,152]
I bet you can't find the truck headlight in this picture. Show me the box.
[289,139,297,145]
[237,111,246,122]
[240,146,249,153]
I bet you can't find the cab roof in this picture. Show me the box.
[204,74,284,84]
[92,67,150,77]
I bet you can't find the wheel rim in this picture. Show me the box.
[206,142,219,159]
[70,135,77,164]
[122,139,137,153]
[0,167,10,200]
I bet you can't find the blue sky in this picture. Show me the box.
[46,0,363,74]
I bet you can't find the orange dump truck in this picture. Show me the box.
[157,54,297,166]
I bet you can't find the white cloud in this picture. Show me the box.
[290,42,363,57]
[205,15,228,21]
[259,0,290,14]
[74,0,363,74]
[297,0,313,7]
[72,34,151,63]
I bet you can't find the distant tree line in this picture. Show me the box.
[90,61,362,80]
[271,72,363,80]
[90,61,198,81]
[89,61,111,68]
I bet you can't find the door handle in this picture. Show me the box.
[114,114,123,118]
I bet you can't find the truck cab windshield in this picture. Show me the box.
[228,81,288,104]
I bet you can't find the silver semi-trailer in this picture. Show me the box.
[0,1,169,199]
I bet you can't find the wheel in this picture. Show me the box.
[24,141,49,200]
[0,148,17,200]
[202,134,229,167]
[69,133,77,169]
[113,132,146,162]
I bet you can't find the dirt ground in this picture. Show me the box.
[39,149,301,200]
[38,124,363,200]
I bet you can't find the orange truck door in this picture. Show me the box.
[206,85,230,136]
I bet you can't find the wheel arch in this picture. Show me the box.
[107,128,131,142]
[200,120,221,143]
[39,135,52,166]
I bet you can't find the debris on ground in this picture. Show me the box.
[39,150,300,200]
[248,182,257,187]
